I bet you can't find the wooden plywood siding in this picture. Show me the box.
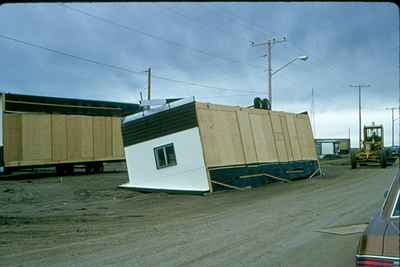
[52,115,67,161]
[285,114,302,161]
[248,111,278,162]
[4,114,22,163]
[295,114,317,160]
[21,114,52,162]
[196,102,317,168]
[112,117,124,158]
[196,104,245,167]
[93,117,107,158]
[3,113,125,167]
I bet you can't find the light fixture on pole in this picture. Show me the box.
[251,37,308,109]
[271,56,308,76]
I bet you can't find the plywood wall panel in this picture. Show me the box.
[270,113,289,162]
[21,114,52,162]
[196,106,245,167]
[66,116,82,161]
[285,114,302,161]
[3,112,125,167]
[93,116,107,159]
[80,116,94,159]
[112,117,124,158]
[248,112,278,162]
[4,114,22,163]
[294,115,317,160]
[236,109,257,163]
[104,117,113,157]
[51,115,67,162]
[196,102,317,168]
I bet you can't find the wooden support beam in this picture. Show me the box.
[211,180,245,191]
[239,172,292,183]
[307,168,320,180]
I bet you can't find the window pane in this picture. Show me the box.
[156,148,166,168]
[165,145,177,166]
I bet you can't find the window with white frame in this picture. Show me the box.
[154,143,177,169]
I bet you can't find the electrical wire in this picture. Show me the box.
[61,4,264,70]
[0,34,145,75]
[0,33,264,95]
[207,5,347,86]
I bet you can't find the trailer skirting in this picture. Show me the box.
[209,160,319,191]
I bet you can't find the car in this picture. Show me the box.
[392,146,400,157]
[356,170,400,266]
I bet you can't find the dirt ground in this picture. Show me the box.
[0,160,398,267]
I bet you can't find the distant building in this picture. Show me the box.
[315,138,351,158]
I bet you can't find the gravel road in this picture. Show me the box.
[0,161,398,267]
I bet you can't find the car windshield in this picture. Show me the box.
[392,191,400,218]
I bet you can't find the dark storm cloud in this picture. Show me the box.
[0,2,398,144]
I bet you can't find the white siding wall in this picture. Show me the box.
[121,127,210,192]
[321,142,335,155]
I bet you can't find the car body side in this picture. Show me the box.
[356,172,400,265]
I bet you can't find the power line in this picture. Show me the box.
[0,33,263,95]
[61,4,264,70]
[211,5,347,86]
[183,92,260,99]
[0,34,145,75]
[153,4,270,83]
[151,74,262,94]
[157,5,250,43]
[204,5,268,37]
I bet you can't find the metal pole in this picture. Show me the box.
[311,88,316,135]
[147,67,151,101]
[350,84,370,149]
[392,108,395,147]
[386,107,399,147]
[267,41,272,107]
[359,86,362,149]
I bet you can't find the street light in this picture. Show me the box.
[251,37,308,108]
[271,56,309,76]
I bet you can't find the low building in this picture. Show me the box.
[315,138,351,158]
[120,99,319,193]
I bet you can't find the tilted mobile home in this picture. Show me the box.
[120,99,319,193]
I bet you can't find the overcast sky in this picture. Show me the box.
[0,2,398,146]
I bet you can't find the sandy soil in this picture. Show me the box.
[0,160,398,267]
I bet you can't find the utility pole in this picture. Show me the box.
[386,107,399,147]
[145,67,151,100]
[250,37,287,108]
[349,84,370,149]
[311,88,316,136]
